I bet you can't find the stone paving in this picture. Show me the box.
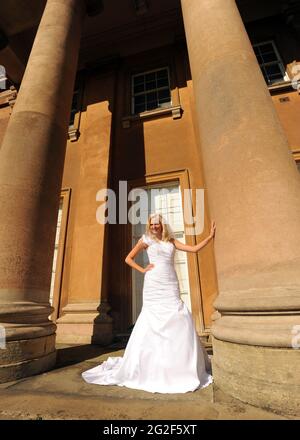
[0,344,297,420]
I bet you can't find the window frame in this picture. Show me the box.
[50,188,71,322]
[253,40,289,85]
[68,73,84,142]
[131,66,172,115]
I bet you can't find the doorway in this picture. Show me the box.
[131,181,191,323]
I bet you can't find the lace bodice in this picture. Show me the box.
[141,234,175,265]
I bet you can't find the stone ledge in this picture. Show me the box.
[122,105,183,128]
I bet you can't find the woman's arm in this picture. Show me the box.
[172,220,216,253]
[125,239,154,274]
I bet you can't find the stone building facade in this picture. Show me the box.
[0,0,300,415]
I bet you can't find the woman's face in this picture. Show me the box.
[150,218,162,236]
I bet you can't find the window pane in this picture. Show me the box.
[157,77,169,88]
[268,73,284,81]
[135,95,145,105]
[135,103,146,113]
[134,75,144,85]
[157,69,168,79]
[146,91,158,110]
[259,43,274,53]
[158,89,170,99]
[134,93,149,112]
[50,198,64,306]
[265,64,282,75]
[158,89,171,105]
[147,101,157,110]
[146,91,157,102]
[134,95,146,113]
[134,83,145,94]
[145,72,156,82]
[261,52,278,63]
[145,80,156,91]
[69,89,79,126]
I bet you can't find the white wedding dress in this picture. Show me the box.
[82,234,213,393]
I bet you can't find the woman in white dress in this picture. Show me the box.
[82,214,216,393]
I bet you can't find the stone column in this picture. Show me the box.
[181,0,300,415]
[0,0,86,382]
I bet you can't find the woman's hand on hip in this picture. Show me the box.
[143,264,155,273]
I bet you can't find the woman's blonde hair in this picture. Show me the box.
[145,213,174,242]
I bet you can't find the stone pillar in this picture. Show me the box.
[181,0,300,415]
[0,0,86,382]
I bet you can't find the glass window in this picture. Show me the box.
[69,76,83,128]
[69,88,80,127]
[50,198,63,306]
[132,67,171,114]
[253,41,288,85]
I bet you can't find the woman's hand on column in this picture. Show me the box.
[209,220,216,239]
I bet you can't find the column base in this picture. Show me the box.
[55,302,113,345]
[0,334,56,383]
[212,337,300,416]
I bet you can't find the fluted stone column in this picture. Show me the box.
[181,0,300,415]
[0,0,86,382]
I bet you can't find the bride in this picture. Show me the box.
[82,213,216,393]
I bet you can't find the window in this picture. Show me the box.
[69,82,80,128]
[49,189,71,321]
[131,67,171,114]
[253,41,288,85]
[50,198,63,307]
[68,75,84,141]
